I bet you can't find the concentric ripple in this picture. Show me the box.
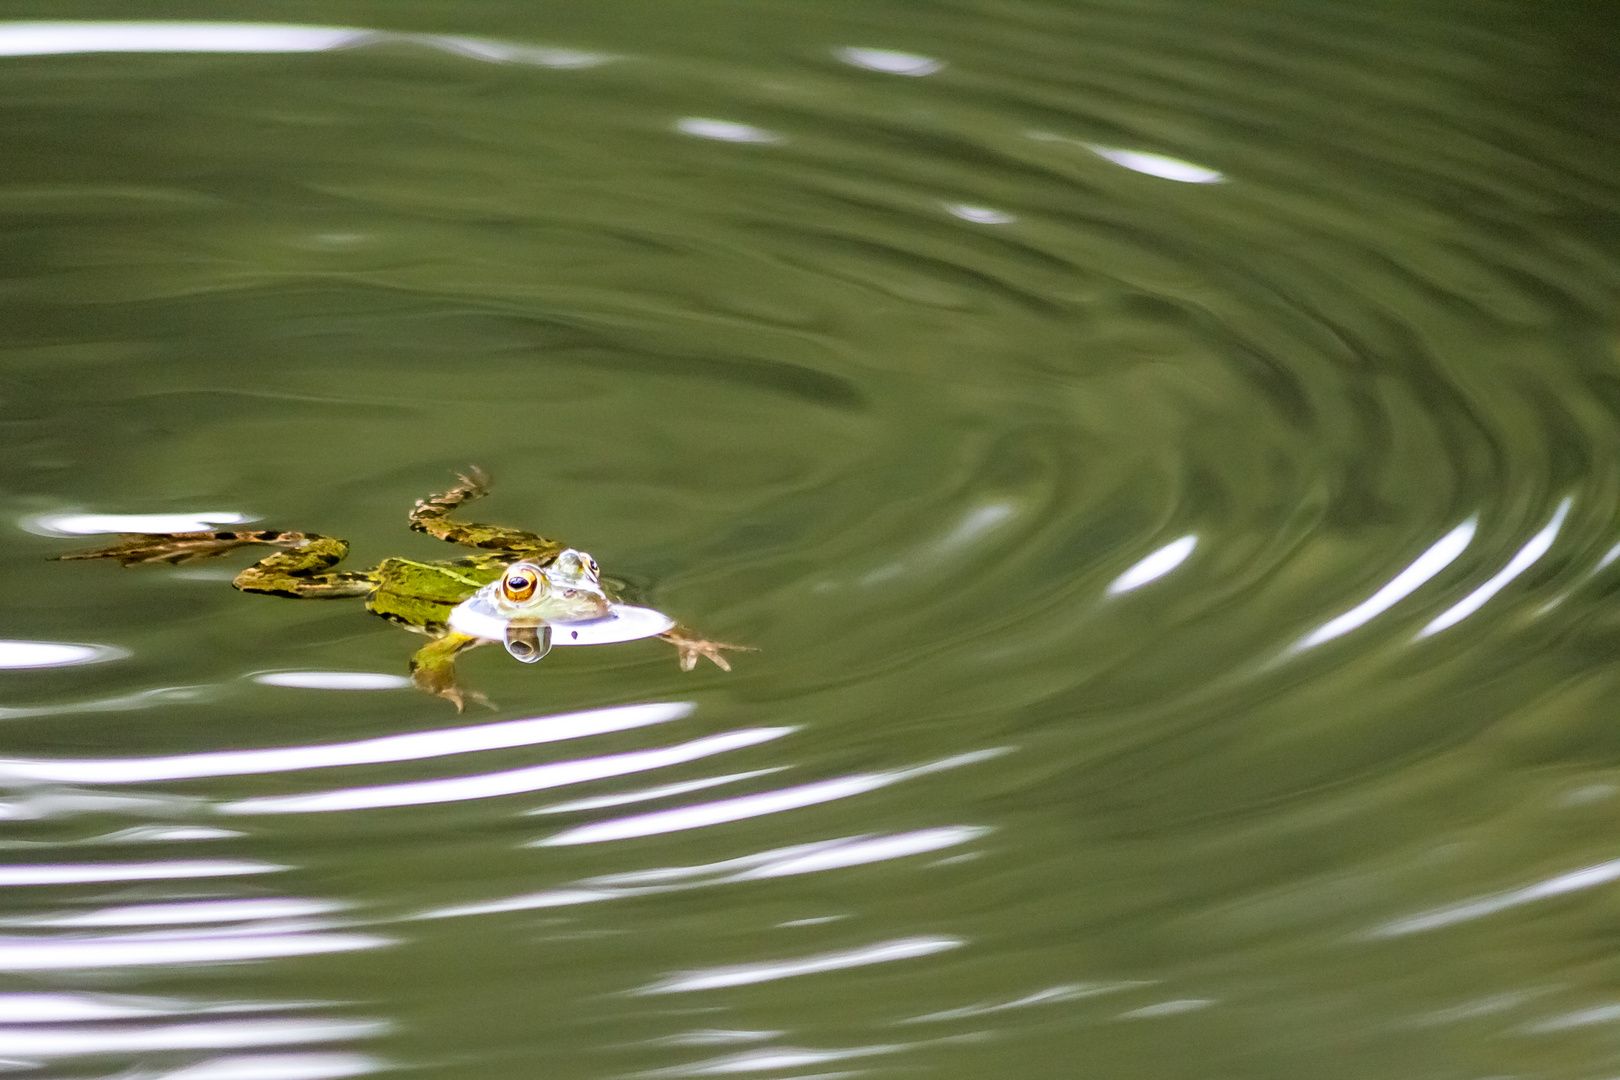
[2,4,1619,1079]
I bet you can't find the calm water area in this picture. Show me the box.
[2,2,1620,1077]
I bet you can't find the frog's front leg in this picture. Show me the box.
[409,470,564,561]
[658,627,755,672]
[408,631,490,711]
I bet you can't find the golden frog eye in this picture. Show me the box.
[501,568,538,602]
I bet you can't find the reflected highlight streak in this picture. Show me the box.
[24,511,252,536]
[538,749,1006,845]
[17,898,344,927]
[252,672,409,691]
[0,702,690,784]
[635,1045,901,1076]
[0,993,190,1022]
[1417,498,1570,639]
[1107,535,1197,596]
[0,22,367,54]
[0,22,613,68]
[0,932,389,970]
[1291,518,1476,651]
[675,118,782,144]
[1086,147,1224,183]
[834,47,942,75]
[527,768,786,815]
[219,728,789,814]
[945,204,1015,225]
[0,640,126,670]
[0,860,281,886]
[1370,854,1620,937]
[156,1053,385,1080]
[635,936,961,994]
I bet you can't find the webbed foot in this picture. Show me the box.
[658,628,755,672]
[55,531,275,566]
[440,684,494,714]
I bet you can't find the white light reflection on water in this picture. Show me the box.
[0,930,389,970]
[23,511,253,536]
[0,860,281,886]
[675,118,783,144]
[834,46,942,75]
[0,641,126,670]
[1106,535,1197,596]
[729,827,989,880]
[85,825,244,843]
[0,702,690,784]
[1289,518,1476,652]
[0,789,205,821]
[1027,132,1225,182]
[539,749,1007,845]
[1087,147,1225,183]
[12,898,344,928]
[944,204,1016,225]
[527,768,786,815]
[1417,498,1571,639]
[1369,854,1620,938]
[636,936,962,994]
[421,826,986,919]
[156,1052,385,1080]
[0,22,612,68]
[251,673,410,691]
[634,1045,900,1076]
[0,992,187,1022]
[220,728,789,815]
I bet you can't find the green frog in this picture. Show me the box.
[56,471,749,709]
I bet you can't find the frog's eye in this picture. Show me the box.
[583,555,599,578]
[502,568,539,602]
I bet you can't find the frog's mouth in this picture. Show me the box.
[447,590,675,657]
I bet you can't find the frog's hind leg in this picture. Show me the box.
[56,530,286,567]
[57,531,374,597]
[409,469,564,561]
[408,631,490,712]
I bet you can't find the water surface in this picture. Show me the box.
[3,3,1620,1078]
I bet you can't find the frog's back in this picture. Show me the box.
[367,558,501,629]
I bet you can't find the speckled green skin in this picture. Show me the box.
[366,558,501,630]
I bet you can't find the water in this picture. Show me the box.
[1,3,1619,1077]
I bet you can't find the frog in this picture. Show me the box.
[55,471,749,710]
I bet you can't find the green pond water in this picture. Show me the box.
[2,2,1620,1077]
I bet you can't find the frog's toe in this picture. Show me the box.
[660,631,754,673]
[443,686,493,713]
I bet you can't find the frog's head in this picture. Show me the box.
[486,554,611,624]
[471,554,609,664]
